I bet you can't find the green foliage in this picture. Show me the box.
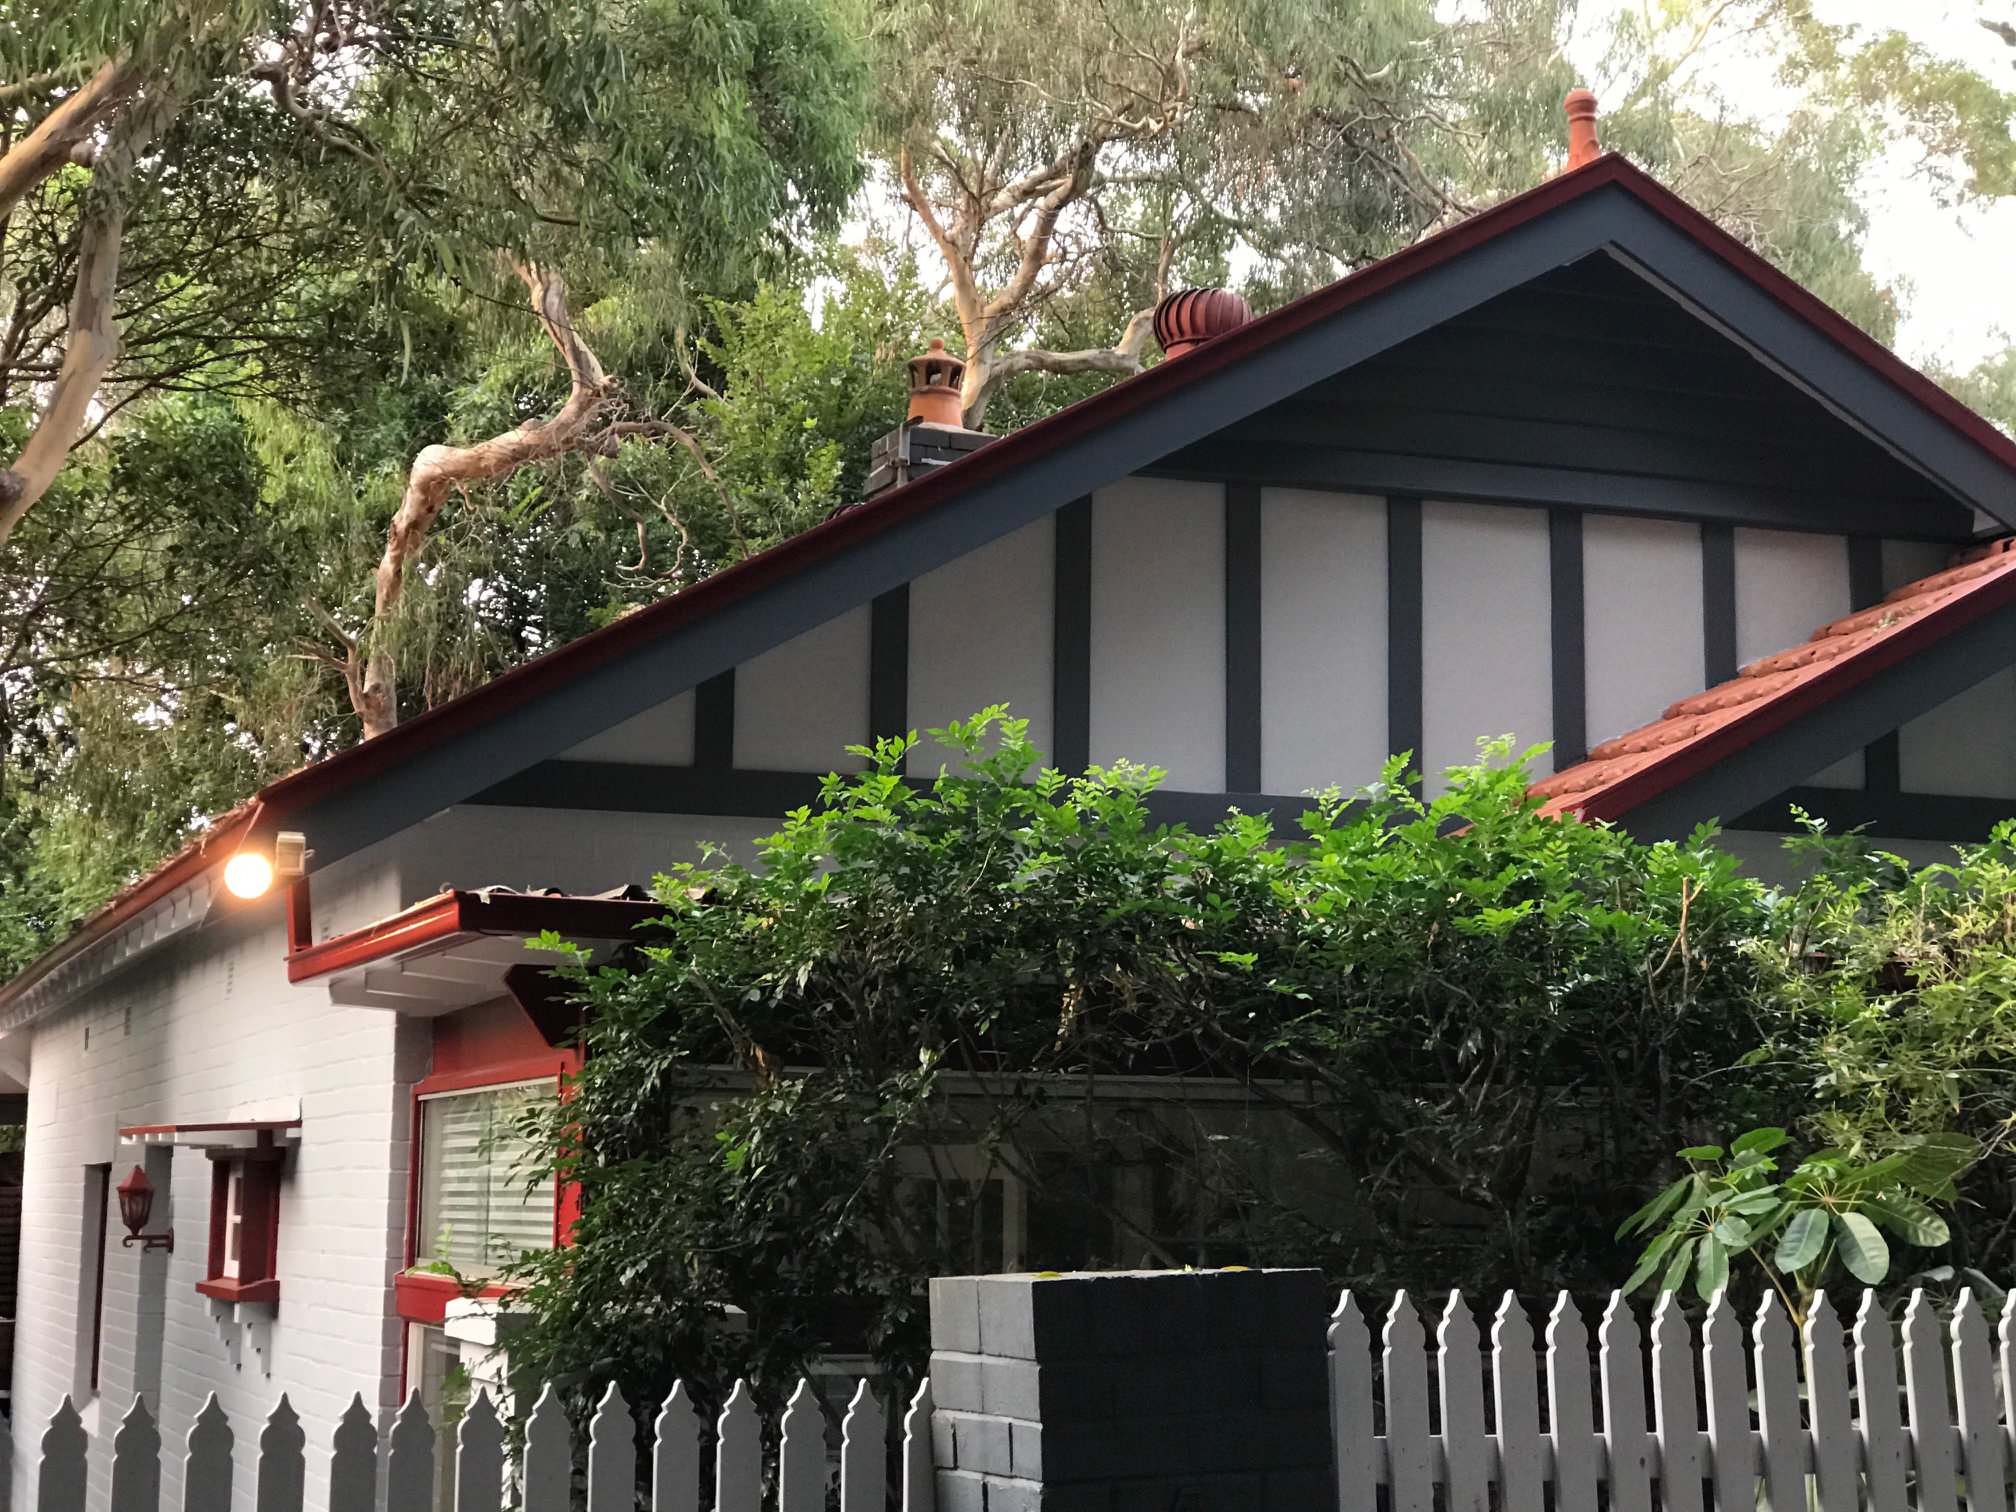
[1619,1127,1977,1318]
[1738,820,2016,1279]
[502,713,1773,1412]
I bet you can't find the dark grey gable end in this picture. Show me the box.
[292,181,2016,870]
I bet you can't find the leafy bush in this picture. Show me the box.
[1618,1126,1976,1319]
[505,710,1776,1416]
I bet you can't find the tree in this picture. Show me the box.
[2,0,870,731]
[872,0,1457,425]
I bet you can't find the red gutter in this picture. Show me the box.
[10,152,2016,1016]
[0,802,263,1017]
[285,890,665,983]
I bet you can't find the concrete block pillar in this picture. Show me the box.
[927,1269,1331,1512]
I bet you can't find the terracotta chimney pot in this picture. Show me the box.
[1152,288,1255,360]
[1564,88,1601,170]
[906,339,966,427]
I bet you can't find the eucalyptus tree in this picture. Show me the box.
[1,0,868,731]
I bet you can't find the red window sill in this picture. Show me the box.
[197,1277,280,1304]
[395,1270,513,1326]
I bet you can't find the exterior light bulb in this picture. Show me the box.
[223,850,275,900]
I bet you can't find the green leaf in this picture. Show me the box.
[1713,1214,1755,1250]
[1733,1127,1790,1156]
[1626,1231,1679,1291]
[1774,1207,1829,1272]
[1864,1193,1950,1248]
[1834,1211,1891,1285]
[1617,1175,1693,1239]
[1695,1235,1730,1300]
[1659,1237,1698,1294]
[1679,1145,1726,1161]
[1891,1134,1979,1193]
[1723,1187,1785,1214]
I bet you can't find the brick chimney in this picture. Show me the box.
[863,340,996,499]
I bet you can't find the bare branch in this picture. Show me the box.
[0,59,138,225]
[352,261,617,737]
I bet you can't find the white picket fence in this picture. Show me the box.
[1330,1286,2016,1512]
[13,1375,937,1512]
[15,1285,2016,1510]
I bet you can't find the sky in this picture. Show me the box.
[1567,0,2016,370]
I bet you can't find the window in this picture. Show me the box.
[197,1146,283,1304]
[416,1082,556,1277]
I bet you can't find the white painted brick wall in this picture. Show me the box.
[10,844,416,1512]
[9,802,775,1512]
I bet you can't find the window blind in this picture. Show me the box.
[417,1085,554,1276]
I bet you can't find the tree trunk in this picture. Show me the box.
[0,79,174,553]
[351,263,616,739]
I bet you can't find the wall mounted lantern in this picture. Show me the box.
[115,1166,175,1253]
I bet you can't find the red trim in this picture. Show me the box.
[199,1134,286,1302]
[401,1051,579,1320]
[196,1276,281,1305]
[285,877,313,955]
[13,151,2016,1017]
[117,1119,301,1138]
[286,891,662,984]
[414,1052,577,1101]
[207,1163,228,1280]
[394,1271,512,1327]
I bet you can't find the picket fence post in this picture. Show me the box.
[1316,1285,2016,1512]
[31,1283,2016,1512]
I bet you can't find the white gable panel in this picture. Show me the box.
[909,517,1055,775]
[1090,479,1226,790]
[1899,667,2016,799]
[1735,527,1851,663]
[559,688,696,764]
[1259,489,1387,795]
[734,605,871,772]
[1584,515,1705,743]
[1735,527,1859,789]
[1421,501,1552,790]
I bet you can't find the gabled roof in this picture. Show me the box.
[1534,539,2016,828]
[9,150,2016,1014]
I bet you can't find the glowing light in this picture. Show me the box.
[223,850,275,900]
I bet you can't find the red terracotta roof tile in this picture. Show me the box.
[1535,537,2016,821]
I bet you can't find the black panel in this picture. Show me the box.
[1549,510,1586,767]
[870,585,910,774]
[1054,498,1093,773]
[1387,497,1424,773]
[1701,524,1737,685]
[1225,485,1263,792]
[694,672,735,770]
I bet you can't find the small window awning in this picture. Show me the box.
[286,886,663,1016]
[119,1119,301,1151]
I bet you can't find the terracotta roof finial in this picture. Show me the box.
[906,339,967,428]
[1564,88,1601,170]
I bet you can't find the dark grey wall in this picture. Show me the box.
[1154,254,1976,543]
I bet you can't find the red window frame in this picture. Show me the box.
[396,1052,579,1328]
[195,1138,285,1305]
